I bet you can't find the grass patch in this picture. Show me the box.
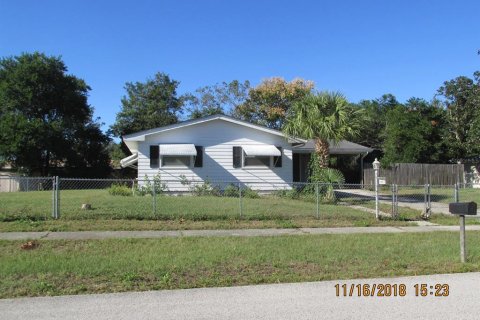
[1,232,480,298]
[457,188,480,203]
[1,189,477,232]
[429,215,480,226]
[353,200,480,226]
[0,190,321,221]
[397,186,480,204]
[0,190,418,231]
[0,214,413,232]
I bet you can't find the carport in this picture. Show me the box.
[292,139,373,183]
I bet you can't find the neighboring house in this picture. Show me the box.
[0,170,51,192]
[0,171,18,192]
[120,114,372,190]
[0,164,20,192]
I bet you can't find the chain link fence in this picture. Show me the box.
[0,176,55,220]
[1,176,479,222]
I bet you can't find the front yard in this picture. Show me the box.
[0,189,478,232]
[1,231,480,298]
[2,189,479,300]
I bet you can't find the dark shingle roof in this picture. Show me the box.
[293,139,373,155]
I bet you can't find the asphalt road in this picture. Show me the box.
[1,272,479,320]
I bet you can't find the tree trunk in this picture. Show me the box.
[314,138,330,168]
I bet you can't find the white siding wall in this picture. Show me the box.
[136,119,293,190]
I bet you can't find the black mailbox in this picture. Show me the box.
[449,202,477,215]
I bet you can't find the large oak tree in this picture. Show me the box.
[184,80,250,119]
[233,77,314,130]
[437,71,480,159]
[0,52,110,176]
[381,98,448,166]
[110,72,183,137]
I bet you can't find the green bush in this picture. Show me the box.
[274,187,317,202]
[307,156,346,203]
[223,184,259,198]
[192,180,221,197]
[108,183,132,196]
[223,184,240,197]
[242,186,260,199]
[136,174,169,196]
[274,188,300,199]
[179,175,222,197]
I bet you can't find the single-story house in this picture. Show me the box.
[120,114,372,190]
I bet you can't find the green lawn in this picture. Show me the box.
[1,188,475,231]
[1,232,480,298]
[336,200,480,226]
[0,189,54,220]
[0,215,415,232]
[397,186,480,204]
[457,187,480,203]
[0,189,320,220]
[0,189,416,231]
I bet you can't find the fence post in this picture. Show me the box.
[395,184,399,219]
[391,184,398,219]
[316,182,320,219]
[454,183,459,203]
[427,183,431,210]
[239,182,243,219]
[54,176,60,219]
[423,184,430,217]
[391,184,394,217]
[52,177,56,219]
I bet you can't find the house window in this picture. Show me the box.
[233,145,283,168]
[159,144,197,168]
[161,156,191,167]
[244,155,270,167]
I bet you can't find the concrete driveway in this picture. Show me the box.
[2,272,479,320]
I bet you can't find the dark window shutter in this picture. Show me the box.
[194,146,203,167]
[150,145,159,167]
[274,147,282,167]
[233,146,242,168]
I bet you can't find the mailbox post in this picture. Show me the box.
[373,158,380,220]
[449,202,477,263]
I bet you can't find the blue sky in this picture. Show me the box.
[1,0,479,131]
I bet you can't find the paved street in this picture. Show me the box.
[1,272,478,320]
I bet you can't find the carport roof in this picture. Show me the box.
[293,139,373,155]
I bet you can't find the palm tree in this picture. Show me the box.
[283,91,363,168]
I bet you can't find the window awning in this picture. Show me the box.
[243,145,281,156]
[159,144,197,156]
